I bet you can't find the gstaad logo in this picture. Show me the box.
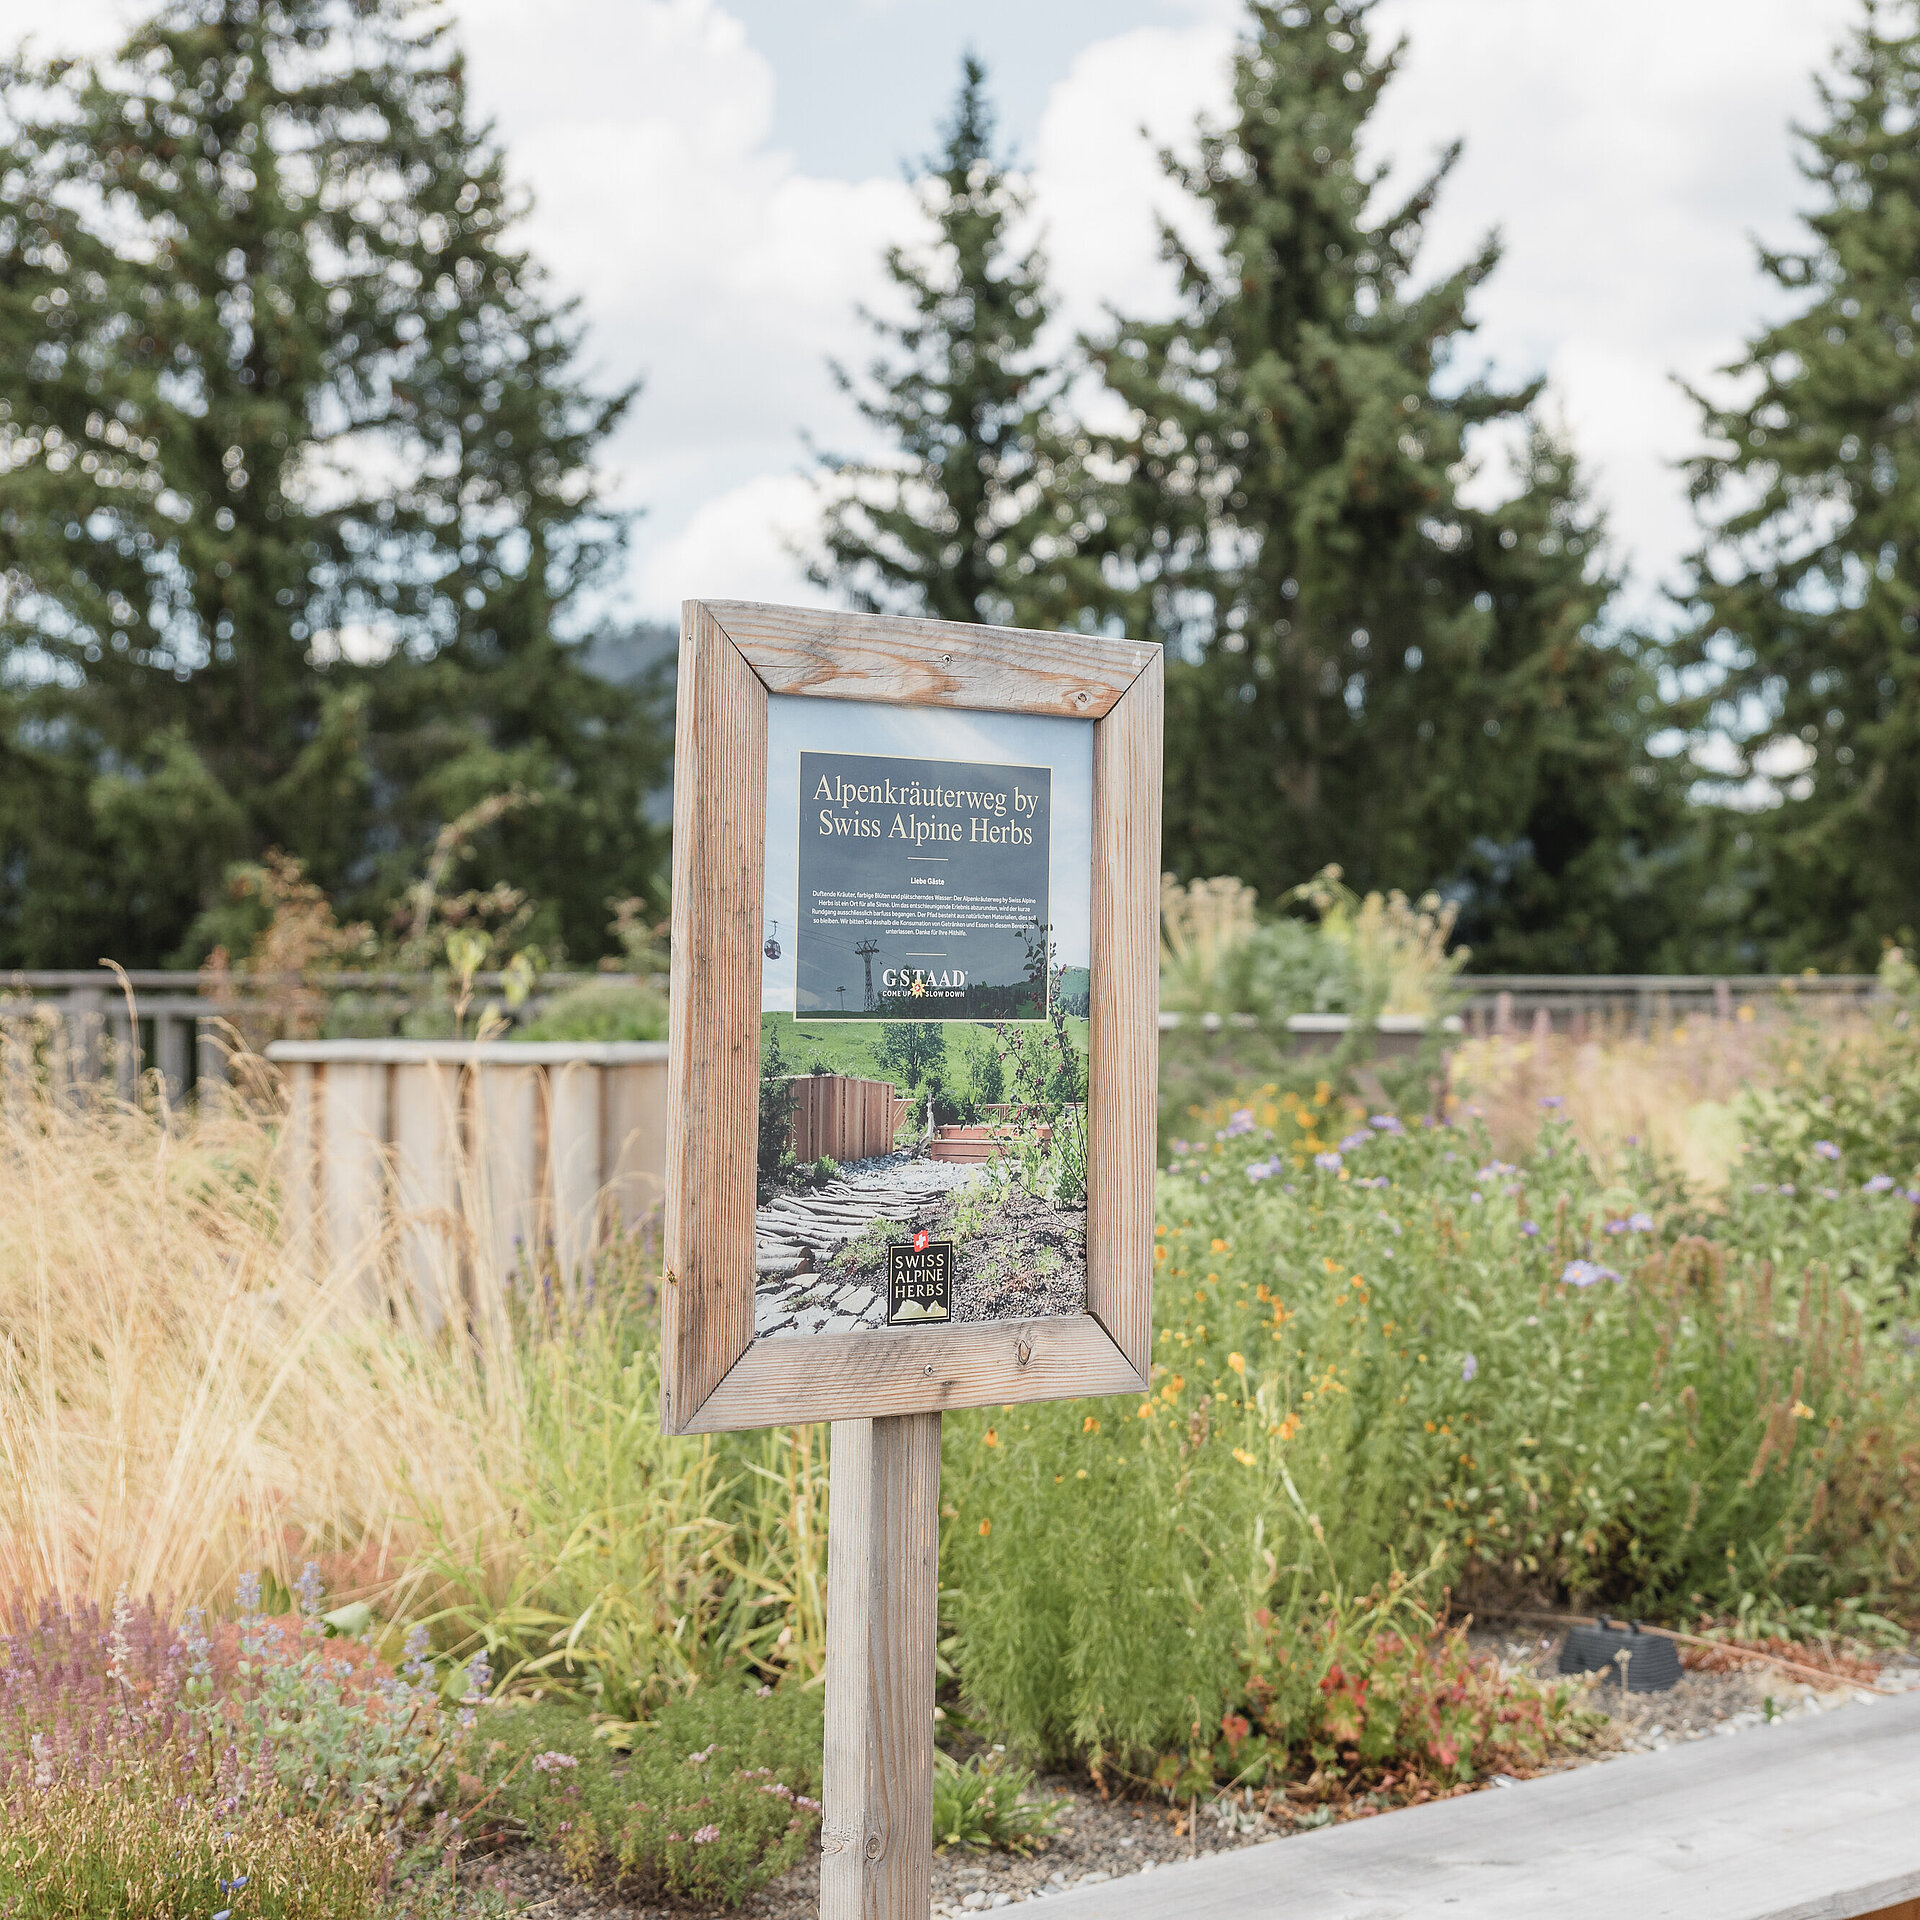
[882,967,967,991]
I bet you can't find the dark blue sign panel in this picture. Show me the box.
[794,750,1051,1021]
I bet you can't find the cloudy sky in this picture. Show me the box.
[16,0,1865,630]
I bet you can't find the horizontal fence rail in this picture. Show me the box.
[0,970,651,1100]
[0,968,1888,1101]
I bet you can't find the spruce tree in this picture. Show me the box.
[1089,0,1669,923]
[1678,0,1920,964]
[811,56,1090,628]
[0,0,664,967]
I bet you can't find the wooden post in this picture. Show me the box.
[822,1412,941,1920]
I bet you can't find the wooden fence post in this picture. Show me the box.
[821,1412,941,1920]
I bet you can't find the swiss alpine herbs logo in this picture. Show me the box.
[887,1236,953,1325]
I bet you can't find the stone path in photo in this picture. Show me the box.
[754,1154,989,1340]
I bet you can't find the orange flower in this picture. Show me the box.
[1083,1415,1101,1433]
[979,1519,991,1536]
[1227,1352,1246,1375]
[983,1428,998,1447]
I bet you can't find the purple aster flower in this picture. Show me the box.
[1170,1139,1190,1156]
[1370,1114,1404,1133]
[1246,1160,1275,1183]
[1314,1151,1342,1172]
[1519,1219,1540,1237]
[1864,1174,1895,1194]
[1813,1139,1841,1161]
[1604,1218,1629,1234]
[1461,1353,1478,1383]
[1225,1108,1256,1137]
[1904,1188,1920,1204]
[1627,1212,1654,1232]
[1749,1183,1772,1196]
[1339,1131,1370,1153]
[1778,1184,1797,1198]
[1817,1186,1840,1201]
[1540,1095,1565,1110]
[1468,1191,1484,1204]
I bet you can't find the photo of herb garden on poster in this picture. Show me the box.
[755,694,1093,1341]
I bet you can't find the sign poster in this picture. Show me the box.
[754,694,1093,1341]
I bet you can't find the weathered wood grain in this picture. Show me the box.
[705,600,1158,719]
[682,1313,1142,1433]
[279,1059,317,1266]
[1086,649,1161,1378]
[547,1059,602,1294]
[1035,1687,1920,1920]
[662,602,768,1433]
[476,1062,541,1286]
[320,1062,387,1304]
[390,1061,461,1334]
[821,1414,941,1920]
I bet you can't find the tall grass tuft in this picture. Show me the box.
[0,1045,828,1707]
[0,1047,507,1607]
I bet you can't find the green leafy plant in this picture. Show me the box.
[943,1089,1920,1770]
[931,1751,1061,1853]
[464,1688,823,1907]
[516,980,668,1042]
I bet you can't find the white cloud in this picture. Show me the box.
[2,0,1875,629]
[636,470,825,612]
[1365,0,1860,614]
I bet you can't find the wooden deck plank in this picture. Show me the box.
[1039,1691,1920,1920]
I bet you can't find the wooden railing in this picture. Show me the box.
[267,1039,668,1324]
[0,969,649,1099]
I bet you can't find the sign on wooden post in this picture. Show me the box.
[663,601,1161,1918]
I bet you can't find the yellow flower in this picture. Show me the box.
[1227,1352,1246,1375]
[1791,1400,1814,1420]
[1211,1238,1229,1254]
[1137,1403,1154,1419]
[1277,1414,1299,1441]
[1076,1468,1088,1479]
[1233,1448,1256,1467]
[1083,1415,1101,1433]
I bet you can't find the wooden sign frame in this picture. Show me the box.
[661,600,1162,1436]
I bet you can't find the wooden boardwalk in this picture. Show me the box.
[1038,1688,1920,1920]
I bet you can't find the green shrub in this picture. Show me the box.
[411,1291,830,1719]
[931,1752,1061,1853]
[466,1687,822,1907]
[1241,916,1359,1019]
[516,980,667,1042]
[941,1092,1920,1768]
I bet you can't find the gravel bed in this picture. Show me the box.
[459,1637,1917,1917]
